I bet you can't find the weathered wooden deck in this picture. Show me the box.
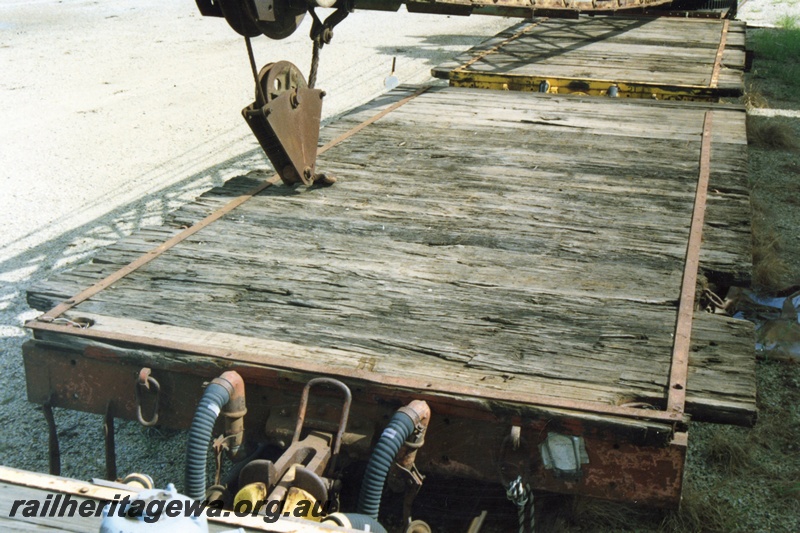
[27,85,755,426]
[433,16,746,99]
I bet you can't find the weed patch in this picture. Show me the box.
[747,115,799,150]
[749,28,800,105]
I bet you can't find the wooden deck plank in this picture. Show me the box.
[28,87,755,424]
[433,17,745,95]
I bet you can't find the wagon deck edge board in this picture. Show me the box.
[432,16,746,100]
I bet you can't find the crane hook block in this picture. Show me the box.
[242,61,326,186]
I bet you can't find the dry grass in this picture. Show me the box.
[571,497,653,529]
[750,206,793,292]
[746,115,799,150]
[751,363,800,451]
[776,14,800,31]
[751,233,792,291]
[665,384,800,532]
[743,83,769,110]
[706,429,753,474]
[659,486,733,533]
[560,483,739,533]
[545,495,662,532]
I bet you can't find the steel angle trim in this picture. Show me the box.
[667,111,715,415]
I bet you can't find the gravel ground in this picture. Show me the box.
[739,0,800,28]
[1,1,798,531]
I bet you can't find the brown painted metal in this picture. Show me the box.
[267,433,333,503]
[395,400,431,472]
[242,61,324,186]
[612,9,732,20]
[25,338,676,446]
[23,340,685,506]
[667,111,714,415]
[42,398,60,476]
[393,401,431,526]
[526,431,687,507]
[214,371,248,459]
[710,19,730,88]
[264,379,352,503]
[423,415,687,508]
[104,401,117,481]
[354,0,672,17]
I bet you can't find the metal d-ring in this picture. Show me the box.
[135,368,161,427]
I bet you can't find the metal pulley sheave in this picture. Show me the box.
[195,0,306,39]
[242,61,327,186]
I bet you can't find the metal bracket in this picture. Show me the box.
[308,5,350,49]
[242,61,329,186]
[43,397,60,476]
[292,377,352,474]
[238,378,352,505]
[252,0,276,21]
[395,462,424,527]
[104,401,117,481]
[539,432,589,480]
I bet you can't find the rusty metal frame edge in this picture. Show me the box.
[666,111,714,415]
[21,346,689,505]
[449,70,742,94]
[710,19,730,89]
